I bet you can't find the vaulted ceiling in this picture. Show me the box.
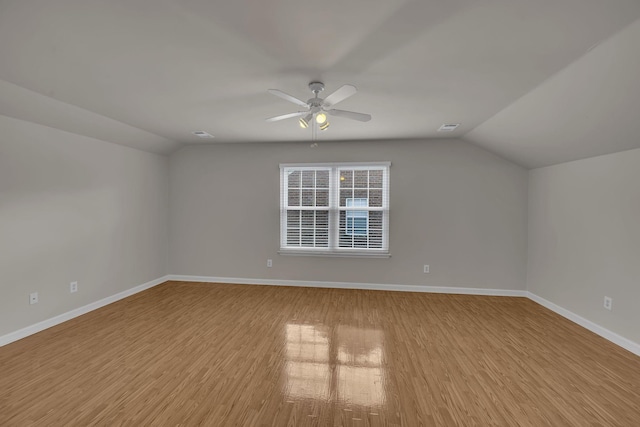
[1,0,640,168]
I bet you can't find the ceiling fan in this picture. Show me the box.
[265,82,371,132]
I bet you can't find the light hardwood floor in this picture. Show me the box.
[1,281,639,426]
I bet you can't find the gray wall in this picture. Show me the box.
[169,139,528,290]
[5,112,638,349]
[0,115,169,336]
[528,147,640,344]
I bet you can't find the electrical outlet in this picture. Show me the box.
[604,296,612,311]
[29,292,39,305]
[423,264,430,273]
[70,281,78,293]
[267,259,273,268]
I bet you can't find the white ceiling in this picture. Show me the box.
[1,0,640,167]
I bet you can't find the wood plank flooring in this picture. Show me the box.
[1,281,639,426]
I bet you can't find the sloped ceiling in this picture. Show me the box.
[464,18,640,169]
[0,0,639,167]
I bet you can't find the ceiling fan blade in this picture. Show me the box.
[327,109,371,122]
[268,89,308,107]
[322,84,357,107]
[265,111,308,122]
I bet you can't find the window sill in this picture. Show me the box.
[278,249,391,258]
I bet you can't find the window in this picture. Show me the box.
[280,162,390,256]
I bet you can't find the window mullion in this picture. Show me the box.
[313,172,317,248]
[329,168,339,250]
[351,171,354,248]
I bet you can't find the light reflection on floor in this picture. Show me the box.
[284,323,386,408]
[285,324,331,400]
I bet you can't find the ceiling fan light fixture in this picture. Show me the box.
[315,112,327,124]
[299,113,312,129]
[319,120,330,131]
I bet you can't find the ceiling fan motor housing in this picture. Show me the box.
[307,99,323,114]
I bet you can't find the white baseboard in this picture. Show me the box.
[4,275,637,359]
[0,275,170,347]
[167,274,528,297]
[527,292,640,357]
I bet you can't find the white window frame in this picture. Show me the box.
[279,162,390,258]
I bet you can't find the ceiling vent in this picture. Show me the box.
[192,131,214,138]
[438,124,459,132]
